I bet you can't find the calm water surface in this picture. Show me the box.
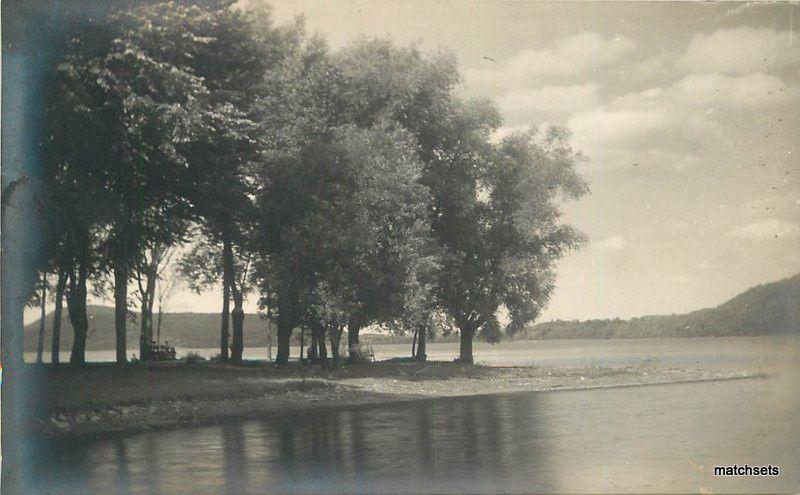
[24,335,800,370]
[24,376,800,494]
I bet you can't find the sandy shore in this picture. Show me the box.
[22,360,767,438]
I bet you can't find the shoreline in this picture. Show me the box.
[22,361,770,439]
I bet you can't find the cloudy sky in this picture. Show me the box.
[262,1,800,320]
[35,1,800,323]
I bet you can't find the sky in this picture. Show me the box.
[25,0,800,323]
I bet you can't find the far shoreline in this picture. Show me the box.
[22,334,800,363]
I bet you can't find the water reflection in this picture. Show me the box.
[22,379,800,494]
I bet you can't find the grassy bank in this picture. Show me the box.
[19,360,766,438]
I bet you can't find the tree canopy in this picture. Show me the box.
[29,0,588,368]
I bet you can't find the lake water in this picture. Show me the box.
[24,335,800,371]
[22,376,800,494]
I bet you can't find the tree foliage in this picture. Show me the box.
[38,1,587,367]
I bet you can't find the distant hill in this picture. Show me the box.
[24,274,800,351]
[23,305,416,352]
[522,273,800,340]
[24,306,273,352]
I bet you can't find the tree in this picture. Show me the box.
[50,3,211,365]
[147,1,294,364]
[154,253,181,345]
[44,21,119,366]
[438,127,588,363]
[25,274,50,364]
[132,243,176,360]
[331,39,457,354]
[50,267,68,365]
[254,123,437,366]
[35,274,47,363]
[334,40,587,363]
[180,234,254,363]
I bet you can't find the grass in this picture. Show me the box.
[16,360,496,415]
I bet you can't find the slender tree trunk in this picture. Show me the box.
[226,237,245,365]
[156,305,164,344]
[113,261,128,366]
[330,323,343,368]
[36,273,47,364]
[68,263,88,366]
[411,325,418,358]
[139,291,150,360]
[51,270,66,365]
[347,317,362,362]
[220,237,233,362]
[140,250,158,360]
[231,292,244,365]
[275,311,293,366]
[146,287,156,334]
[220,283,230,362]
[459,324,475,365]
[307,326,318,363]
[299,327,305,363]
[310,318,326,367]
[318,325,328,367]
[415,323,427,362]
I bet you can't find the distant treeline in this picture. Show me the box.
[23,305,456,352]
[25,273,799,350]
[522,274,800,339]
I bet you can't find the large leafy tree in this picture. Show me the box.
[331,39,588,363]
[51,4,212,365]
[43,20,122,366]
[157,1,291,364]
[438,126,588,363]
[51,1,283,365]
[254,123,437,366]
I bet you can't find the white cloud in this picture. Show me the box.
[728,219,800,240]
[674,72,797,109]
[464,32,636,93]
[496,83,602,124]
[679,27,800,75]
[505,32,636,78]
[567,107,671,155]
[595,235,628,251]
[564,69,798,171]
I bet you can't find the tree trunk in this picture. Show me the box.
[220,237,233,362]
[140,250,159,361]
[411,325,418,358]
[415,323,427,362]
[67,263,88,366]
[139,290,150,360]
[459,324,475,365]
[310,318,327,367]
[275,311,293,366]
[225,236,245,365]
[51,270,66,365]
[156,304,164,344]
[347,317,361,362]
[113,261,128,366]
[231,293,244,365]
[318,325,328,367]
[36,273,47,364]
[307,327,318,363]
[220,284,230,362]
[330,324,343,368]
[299,327,305,363]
